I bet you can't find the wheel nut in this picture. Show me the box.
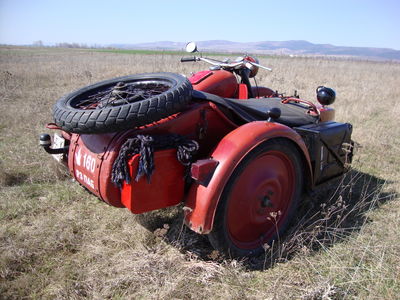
[261,196,273,208]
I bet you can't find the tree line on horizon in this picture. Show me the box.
[32,40,107,49]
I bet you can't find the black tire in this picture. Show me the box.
[53,72,192,134]
[208,139,303,257]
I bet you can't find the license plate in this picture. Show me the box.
[52,133,65,162]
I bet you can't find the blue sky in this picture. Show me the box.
[0,0,399,49]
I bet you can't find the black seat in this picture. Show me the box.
[192,90,318,127]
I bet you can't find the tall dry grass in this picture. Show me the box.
[0,46,399,299]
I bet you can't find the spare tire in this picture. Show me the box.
[53,72,192,134]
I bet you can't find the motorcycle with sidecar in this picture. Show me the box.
[40,42,354,257]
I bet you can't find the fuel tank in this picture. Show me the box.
[189,70,237,98]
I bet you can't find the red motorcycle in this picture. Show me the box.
[40,42,354,257]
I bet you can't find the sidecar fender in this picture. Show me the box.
[183,121,312,234]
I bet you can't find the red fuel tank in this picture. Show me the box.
[189,70,237,98]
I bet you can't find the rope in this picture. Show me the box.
[111,134,199,188]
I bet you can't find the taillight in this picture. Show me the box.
[190,158,219,187]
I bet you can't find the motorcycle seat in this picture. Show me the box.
[192,90,318,127]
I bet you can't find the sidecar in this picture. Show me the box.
[40,72,354,257]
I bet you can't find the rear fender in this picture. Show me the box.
[184,121,312,234]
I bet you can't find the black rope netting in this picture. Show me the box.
[111,134,199,188]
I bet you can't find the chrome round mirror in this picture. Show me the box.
[185,41,197,53]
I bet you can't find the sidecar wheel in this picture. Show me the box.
[53,72,192,134]
[208,139,303,257]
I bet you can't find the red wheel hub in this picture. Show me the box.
[226,150,295,249]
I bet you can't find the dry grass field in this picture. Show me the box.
[0,46,399,299]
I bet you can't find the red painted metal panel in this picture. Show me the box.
[68,132,124,207]
[121,149,185,214]
[191,70,237,98]
[237,83,248,99]
[189,70,213,85]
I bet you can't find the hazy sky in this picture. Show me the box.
[1,0,399,49]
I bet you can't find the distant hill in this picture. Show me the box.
[109,40,400,61]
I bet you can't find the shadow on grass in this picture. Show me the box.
[0,170,28,187]
[136,169,397,270]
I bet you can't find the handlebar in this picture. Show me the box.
[250,61,272,72]
[180,57,197,62]
[180,55,272,72]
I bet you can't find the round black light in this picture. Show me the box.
[316,86,336,106]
